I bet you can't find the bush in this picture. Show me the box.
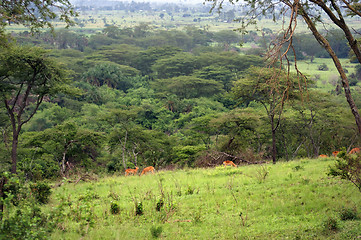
[30,182,52,204]
[339,206,359,221]
[322,217,339,232]
[318,63,329,71]
[156,198,164,211]
[150,225,163,238]
[328,152,361,193]
[110,202,120,215]
[186,185,194,195]
[135,201,143,216]
[0,205,52,240]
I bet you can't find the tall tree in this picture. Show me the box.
[207,0,361,136]
[232,67,298,163]
[0,45,70,174]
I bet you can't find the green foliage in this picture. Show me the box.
[318,63,329,71]
[30,182,52,204]
[82,62,139,91]
[150,225,163,238]
[328,153,361,192]
[293,165,304,171]
[173,145,207,166]
[0,174,56,239]
[153,76,223,99]
[322,217,340,233]
[0,205,51,240]
[22,121,104,177]
[186,185,195,195]
[339,206,359,221]
[110,202,120,215]
[135,201,143,216]
[0,0,77,35]
[152,52,199,79]
[155,198,164,211]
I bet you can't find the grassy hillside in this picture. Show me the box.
[47,158,361,239]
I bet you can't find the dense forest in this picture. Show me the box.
[0,0,360,180]
[0,25,359,180]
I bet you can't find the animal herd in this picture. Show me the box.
[124,166,155,176]
[125,160,237,176]
[319,147,360,158]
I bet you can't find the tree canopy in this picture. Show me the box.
[0,0,77,33]
[207,0,361,136]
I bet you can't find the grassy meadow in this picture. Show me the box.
[46,157,361,239]
[291,58,358,90]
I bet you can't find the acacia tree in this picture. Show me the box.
[232,67,298,163]
[207,0,361,136]
[23,121,103,177]
[0,46,70,174]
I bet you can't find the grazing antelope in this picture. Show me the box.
[349,147,360,154]
[332,151,340,157]
[223,160,237,167]
[318,154,328,158]
[125,166,139,176]
[141,166,155,176]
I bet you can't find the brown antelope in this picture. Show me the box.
[223,160,237,167]
[318,154,328,158]
[141,166,155,176]
[332,151,340,157]
[349,147,360,154]
[125,166,139,176]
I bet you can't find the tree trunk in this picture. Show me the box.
[271,116,277,164]
[121,131,128,169]
[0,176,7,219]
[61,150,67,176]
[11,130,19,174]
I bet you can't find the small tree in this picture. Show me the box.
[0,45,71,174]
[329,152,361,193]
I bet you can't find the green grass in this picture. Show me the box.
[292,58,358,90]
[46,158,361,239]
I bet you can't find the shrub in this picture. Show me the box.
[110,202,120,215]
[293,165,304,171]
[150,225,163,238]
[30,182,52,204]
[318,63,329,71]
[135,201,143,216]
[328,152,361,193]
[156,198,164,211]
[0,205,51,240]
[322,217,339,232]
[339,206,359,221]
[186,185,194,195]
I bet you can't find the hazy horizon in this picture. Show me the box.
[72,0,207,4]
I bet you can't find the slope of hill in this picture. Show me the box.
[47,157,361,239]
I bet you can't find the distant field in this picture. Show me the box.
[6,8,360,34]
[46,157,361,239]
[292,58,358,90]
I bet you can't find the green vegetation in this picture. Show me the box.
[3,158,361,239]
[1,1,361,238]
